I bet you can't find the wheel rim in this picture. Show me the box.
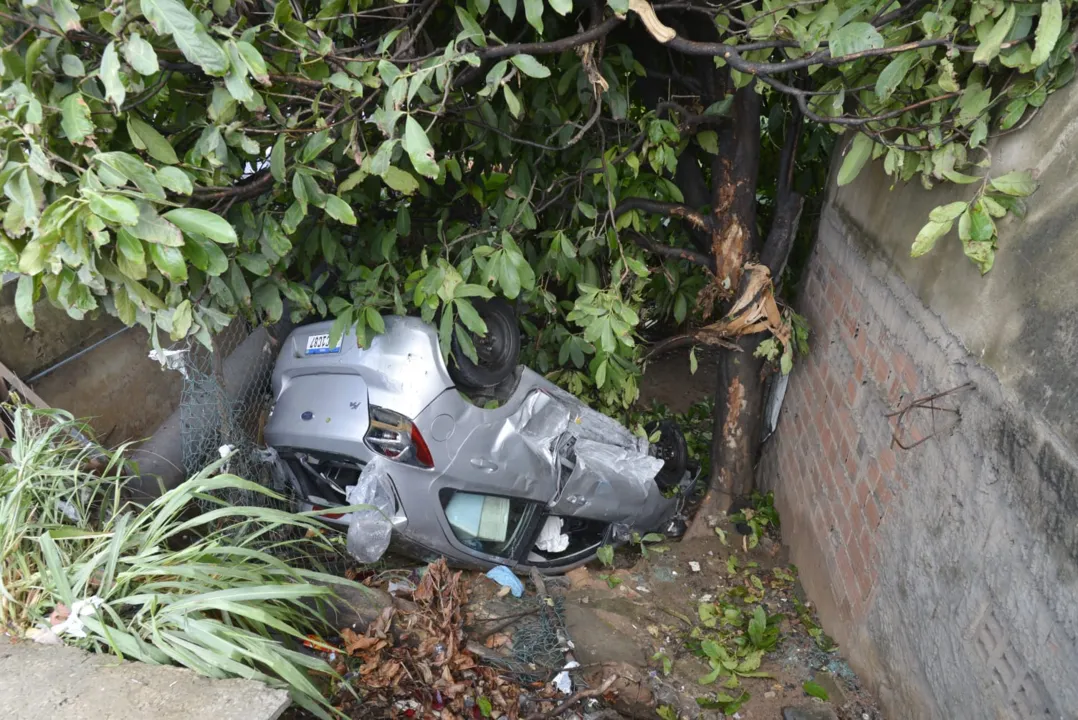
[473,309,514,368]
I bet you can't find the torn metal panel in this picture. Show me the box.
[549,439,665,522]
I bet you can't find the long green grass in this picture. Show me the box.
[0,405,359,717]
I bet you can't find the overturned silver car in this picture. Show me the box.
[264,300,694,573]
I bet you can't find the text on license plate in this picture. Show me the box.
[305,333,341,355]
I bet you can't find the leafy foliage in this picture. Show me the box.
[0,404,358,717]
[0,0,1073,415]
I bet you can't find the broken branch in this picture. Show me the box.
[524,674,619,720]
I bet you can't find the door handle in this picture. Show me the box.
[470,457,499,472]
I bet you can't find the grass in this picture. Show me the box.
[0,404,365,718]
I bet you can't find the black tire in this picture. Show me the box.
[449,298,521,390]
[646,420,689,491]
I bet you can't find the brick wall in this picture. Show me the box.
[759,205,1078,719]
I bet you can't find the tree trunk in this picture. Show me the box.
[684,335,765,538]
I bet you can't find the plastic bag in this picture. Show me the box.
[345,457,396,564]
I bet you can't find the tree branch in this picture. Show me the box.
[626,231,715,272]
[615,198,712,234]
[478,16,623,60]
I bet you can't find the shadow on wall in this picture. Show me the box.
[0,277,182,444]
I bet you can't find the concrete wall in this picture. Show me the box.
[760,84,1078,718]
[0,278,181,443]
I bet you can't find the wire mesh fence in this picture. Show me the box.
[177,320,280,505]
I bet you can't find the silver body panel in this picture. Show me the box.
[264,316,685,572]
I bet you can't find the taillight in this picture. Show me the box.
[365,406,434,468]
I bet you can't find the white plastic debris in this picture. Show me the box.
[553,671,573,694]
[387,581,416,597]
[52,597,104,639]
[689,561,701,573]
[345,458,396,564]
[535,515,570,553]
[148,348,189,378]
[218,444,234,459]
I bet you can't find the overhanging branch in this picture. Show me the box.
[615,198,712,234]
[626,231,714,272]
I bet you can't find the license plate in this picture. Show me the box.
[305,333,341,355]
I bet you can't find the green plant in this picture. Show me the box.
[630,531,668,559]
[730,491,780,549]
[803,680,830,701]
[695,691,750,714]
[0,404,362,718]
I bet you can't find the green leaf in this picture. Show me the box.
[455,322,479,363]
[156,167,193,195]
[127,116,179,165]
[238,253,272,276]
[61,54,86,77]
[990,170,1037,196]
[383,166,419,195]
[523,0,544,33]
[958,85,992,126]
[910,219,952,257]
[224,42,254,102]
[828,22,884,59]
[15,275,35,330]
[97,152,166,200]
[803,680,829,701]
[0,236,17,272]
[698,665,723,686]
[271,136,286,182]
[53,0,83,31]
[324,195,357,225]
[696,130,719,154]
[837,133,873,186]
[89,193,139,226]
[101,42,127,108]
[142,0,229,75]
[402,116,439,179]
[164,208,238,244]
[455,6,487,45]
[549,0,572,15]
[60,94,94,145]
[1031,0,1062,66]
[477,697,493,718]
[973,4,1015,65]
[503,84,522,118]
[124,33,160,75]
[929,201,968,223]
[875,52,917,102]
[608,0,628,12]
[128,204,181,247]
[969,201,995,242]
[253,282,283,322]
[454,298,488,335]
[172,299,193,339]
[689,347,698,374]
[747,606,766,647]
[499,0,517,19]
[510,54,551,78]
[148,243,188,282]
[700,639,723,660]
[236,41,269,84]
[597,544,614,567]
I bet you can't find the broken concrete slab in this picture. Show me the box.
[0,640,291,720]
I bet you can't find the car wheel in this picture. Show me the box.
[646,419,689,490]
[449,298,521,390]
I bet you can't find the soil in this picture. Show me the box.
[637,347,721,415]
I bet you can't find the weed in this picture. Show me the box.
[0,405,362,718]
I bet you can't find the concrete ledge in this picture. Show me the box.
[0,641,291,720]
